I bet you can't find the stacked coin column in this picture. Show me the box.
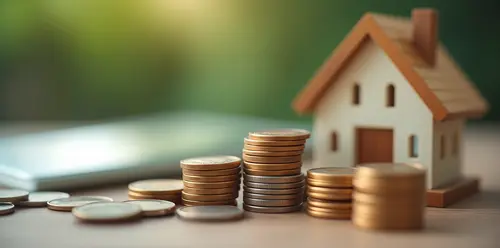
[242,129,310,213]
[352,163,426,230]
[180,156,242,206]
[306,167,355,219]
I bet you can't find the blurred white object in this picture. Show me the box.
[0,111,312,191]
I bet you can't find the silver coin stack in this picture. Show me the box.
[242,129,310,213]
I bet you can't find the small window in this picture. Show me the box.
[352,84,360,105]
[440,135,446,159]
[452,132,459,155]
[331,132,338,151]
[386,84,395,107]
[408,135,418,158]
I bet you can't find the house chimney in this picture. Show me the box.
[412,8,438,66]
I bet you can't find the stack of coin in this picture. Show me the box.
[306,167,355,219]
[128,179,183,204]
[242,129,310,213]
[180,156,241,206]
[352,163,426,230]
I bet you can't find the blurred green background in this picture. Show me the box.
[0,0,498,121]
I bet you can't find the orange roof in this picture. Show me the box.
[292,12,489,121]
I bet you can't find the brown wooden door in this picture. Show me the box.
[356,128,393,165]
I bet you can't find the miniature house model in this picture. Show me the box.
[292,9,489,207]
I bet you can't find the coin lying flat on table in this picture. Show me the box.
[248,129,311,141]
[243,144,305,152]
[182,167,241,176]
[307,167,355,188]
[306,208,351,219]
[73,202,142,223]
[243,203,303,213]
[0,189,29,203]
[180,156,241,171]
[244,168,301,176]
[176,205,244,221]
[19,192,70,207]
[128,179,184,195]
[244,162,302,171]
[243,173,304,184]
[124,200,176,217]
[47,196,113,212]
[0,202,15,216]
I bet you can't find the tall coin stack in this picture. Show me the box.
[128,179,183,205]
[306,167,355,219]
[352,163,426,230]
[180,156,242,206]
[242,129,310,213]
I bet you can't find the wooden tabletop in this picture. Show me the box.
[1,124,500,248]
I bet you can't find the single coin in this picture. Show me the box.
[73,202,142,223]
[243,144,305,152]
[244,168,301,176]
[307,186,353,195]
[242,149,303,157]
[244,138,306,147]
[307,178,349,188]
[181,192,237,202]
[128,179,183,195]
[243,192,303,200]
[243,197,303,207]
[244,180,305,190]
[182,167,241,176]
[352,191,426,207]
[183,186,238,195]
[124,200,176,217]
[243,203,303,213]
[180,156,241,170]
[307,205,352,214]
[248,129,311,141]
[0,202,15,216]
[19,192,70,207]
[183,180,240,189]
[307,197,352,210]
[47,196,113,212]
[307,190,352,201]
[243,173,304,184]
[243,185,305,195]
[243,154,302,164]
[0,189,29,203]
[307,167,355,187]
[182,198,237,206]
[307,208,351,219]
[182,173,241,183]
[128,196,181,205]
[355,163,426,179]
[244,161,302,171]
[127,191,181,201]
[176,205,244,221]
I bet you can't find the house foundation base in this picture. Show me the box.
[426,177,480,208]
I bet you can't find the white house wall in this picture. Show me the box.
[313,40,435,189]
[432,119,464,188]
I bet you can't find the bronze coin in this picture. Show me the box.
[244,161,302,171]
[243,144,305,152]
[244,168,301,176]
[243,154,302,164]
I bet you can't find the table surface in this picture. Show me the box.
[1,123,500,248]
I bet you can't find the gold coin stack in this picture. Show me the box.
[242,129,310,213]
[306,167,355,219]
[180,156,241,206]
[352,163,426,230]
[128,179,183,205]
